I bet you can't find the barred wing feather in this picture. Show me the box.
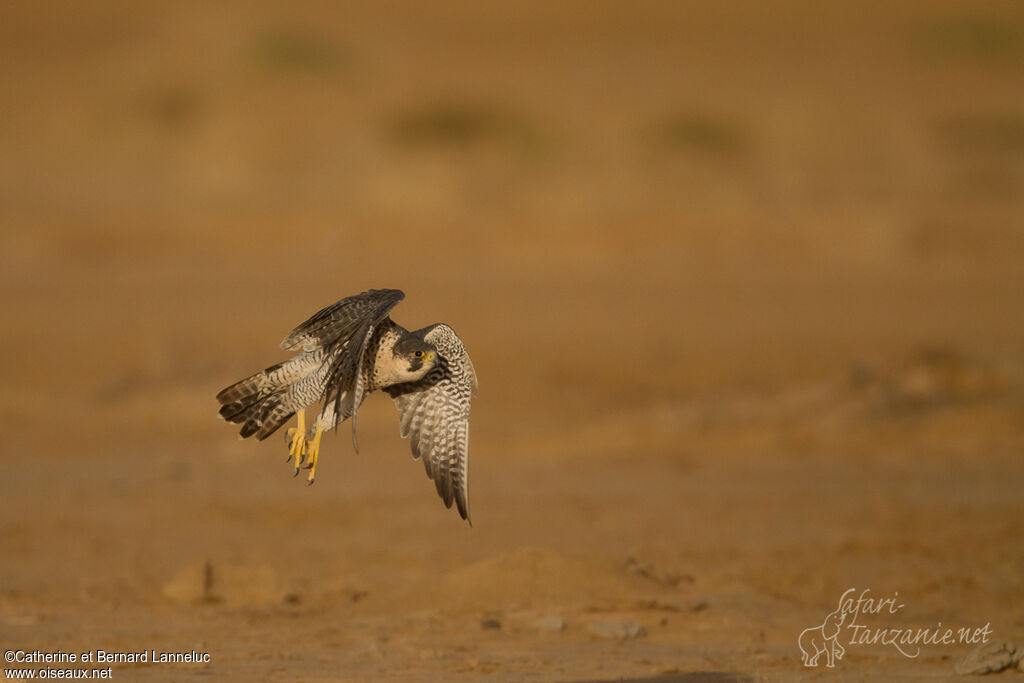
[386,324,476,523]
[280,288,404,351]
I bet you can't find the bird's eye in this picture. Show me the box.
[414,350,423,358]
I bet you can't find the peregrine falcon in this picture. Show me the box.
[216,289,478,522]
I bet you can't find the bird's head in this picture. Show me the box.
[392,337,438,382]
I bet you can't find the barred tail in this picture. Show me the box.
[216,361,294,441]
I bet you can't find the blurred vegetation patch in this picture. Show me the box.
[935,113,1024,157]
[385,101,547,157]
[934,114,1024,202]
[140,87,201,130]
[913,13,1021,64]
[647,113,749,159]
[250,27,347,73]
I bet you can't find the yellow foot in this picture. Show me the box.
[287,409,307,475]
[303,424,324,486]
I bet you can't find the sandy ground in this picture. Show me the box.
[1,1,1023,681]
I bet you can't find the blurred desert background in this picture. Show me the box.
[2,1,1023,681]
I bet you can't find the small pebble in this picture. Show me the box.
[480,618,502,630]
[588,620,646,640]
[534,616,566,632]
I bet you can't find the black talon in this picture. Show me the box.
[306,478,315,487]
[293,467,300,477]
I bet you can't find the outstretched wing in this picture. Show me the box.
[282,289,404,452]
[386,324,477,523]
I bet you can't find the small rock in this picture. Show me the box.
[624,556,654,577]
[954,641,1021,675]
[534,616,566,632]
[480,618,502,630]
[588,620,646,640]
[623,556,686,586]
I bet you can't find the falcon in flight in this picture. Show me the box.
[216,289,477,522]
